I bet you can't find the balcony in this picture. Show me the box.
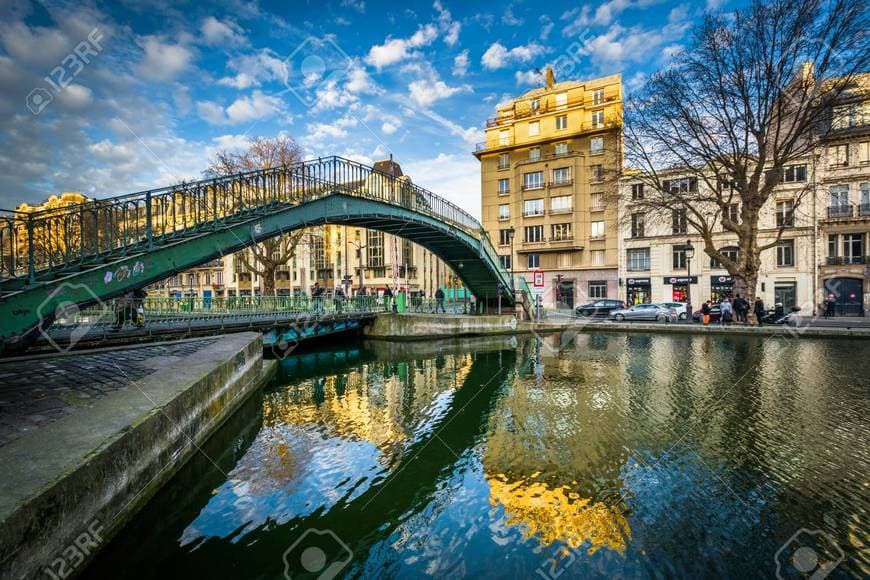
[548,207,573,215]
[522,210,545,218]
[828,204,853,218]
[826,256,868,265]
[522,183,545,192]
[549,179,573,188]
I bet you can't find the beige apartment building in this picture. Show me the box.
[474,69,623,309]
[618,73,870,316]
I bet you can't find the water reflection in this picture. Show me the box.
[85,333,870,579]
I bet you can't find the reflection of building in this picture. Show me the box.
[475,68,622,309]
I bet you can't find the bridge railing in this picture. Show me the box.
[3,156,512,295]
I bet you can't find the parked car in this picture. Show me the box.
[575,299,628,318]
[609,303,676,322]
[661,302,689,320]
[692,304,722,323]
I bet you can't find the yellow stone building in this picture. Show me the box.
[474,70,623,309]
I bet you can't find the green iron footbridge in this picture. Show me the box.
[0,156,530,353]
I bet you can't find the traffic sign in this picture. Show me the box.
[533,270,544,288]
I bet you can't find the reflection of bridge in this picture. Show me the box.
[0,156,529,352]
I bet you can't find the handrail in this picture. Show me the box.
[0,156,513,294]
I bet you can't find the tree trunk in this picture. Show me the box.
[261,264,276,296]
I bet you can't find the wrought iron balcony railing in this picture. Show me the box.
[828,204,853,218]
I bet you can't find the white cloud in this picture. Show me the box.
[366,25,438,69]
[218,49,288,88]
[501,5,524,27]
[381,120,399,134]
[582,19,688,69]
[408,78,467,107]
[539,15,554,41]
[346,66,377,93]
[136,36,194,82]
[452,50,469,77]
[481,41,545,70]
[0,21,73,67]
[403,153,482,219]
[515,69,544,86]
[434,0,460,46]
[562,0,662,36]
[196,91,282,125]
[55,84,94,109]
[302,116,359,151]
[201,17,246,46]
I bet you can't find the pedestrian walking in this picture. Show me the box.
[435,287,445,313]
[112,290,135,330]
[334,285,345,313]
[701,300,712,326]
[312,282,324,313]
[720,297,733,325]
[825,296,836,318]
[734,294,748,324]
[754,296,765,327]
[383,286,393,311]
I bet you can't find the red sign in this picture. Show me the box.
[533,270,544,288]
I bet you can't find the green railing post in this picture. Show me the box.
[26,214,35,285]
[145,191,153,250]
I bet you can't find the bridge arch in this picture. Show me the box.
[0,157,525,351]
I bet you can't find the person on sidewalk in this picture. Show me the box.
[701,301,712,325]
[825,296,836,318]
[734,294,748,324]
[383,286,394,312]
[720,298,733,325]
[754,296,765,327]
[435,287,446,313]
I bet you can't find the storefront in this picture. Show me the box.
[626,277,652,305]
[663,276,697,303]
[710,275,734,303]
[774,281,798,310]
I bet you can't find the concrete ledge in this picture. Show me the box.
[0,333,277,579]
[363,313,519,339]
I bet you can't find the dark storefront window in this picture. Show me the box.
[627,278,651,305]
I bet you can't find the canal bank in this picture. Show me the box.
[364,313,870,340]
[0,333,276,580]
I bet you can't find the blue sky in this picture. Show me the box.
[0,0,733,216]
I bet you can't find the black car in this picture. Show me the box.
[692,304,722,322]
[575,299,628,318]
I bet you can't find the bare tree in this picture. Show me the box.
[205,135,305,295]
[623,0,869,316]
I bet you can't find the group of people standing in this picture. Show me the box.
[699,294,768,326]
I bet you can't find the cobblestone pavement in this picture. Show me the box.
[0,338,219,448]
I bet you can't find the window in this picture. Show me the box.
[861,183,870,209]
[783,164,807,183]
[528,121,540,136]
[591,220,605,238]
[828,234,838,258]
[367,230,384,267]
[554,142,568,156]
[591,110,604,128]
[523,198,544,216]
[663,177,697,194]
[523,171,544,190]
[631,213,645,238]
[588,280,607,298]
[673,245,687,269]
[591,250,605,266]
[556,115,568,130]
[499,130,510,145]
[498,178,510,195]
[631,183,644,200]
[711,247,739,269]
[627,248,650,271]
[498,204,510,220]
[525,225,544,242]
[592,89,604,105]
[590,136,604,155]
[590,164,604,182]
[551,223,572,241]
[529,147,541,161]
[776,200,795,227]
[530,98,540,112]
[672,209,687,234]
[590,192,604,210]
[830,184,849,207]
[215,271,223,285]
[499,254,512,270]
[498,153,509,170]
[777,239,795,267]
[498,228,512,245]
[728,203,740,224]
[860,142,870,165]
[833,102,870,129]
[843,233,864,264]
[829,144,848,167]
[555,92,567,110]
[528,253,540,269]
[552,167,571,185]
[551,195,572,213]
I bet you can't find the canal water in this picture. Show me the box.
[83,332,869,579]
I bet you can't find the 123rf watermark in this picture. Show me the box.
[26,27,104,115]
[43,519,104,579]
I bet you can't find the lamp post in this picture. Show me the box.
[685,239,695,323]
[508,226,516,288]
[351,229,367,293]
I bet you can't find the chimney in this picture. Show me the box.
[545,65,556,89]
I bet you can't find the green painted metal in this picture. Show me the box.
[0,156,522,351]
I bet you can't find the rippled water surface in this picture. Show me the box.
[85,333,870,579]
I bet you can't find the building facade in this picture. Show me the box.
[474,70,622,309]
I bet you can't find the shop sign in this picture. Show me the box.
[626,277,651,286]
[664,276,698,285]
[711,275,733,285]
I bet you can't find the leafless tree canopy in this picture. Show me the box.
[623,0,869,301]
[205,135,305,295]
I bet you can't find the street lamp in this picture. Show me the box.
[685,239,695,323]
[508,225,516,287]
